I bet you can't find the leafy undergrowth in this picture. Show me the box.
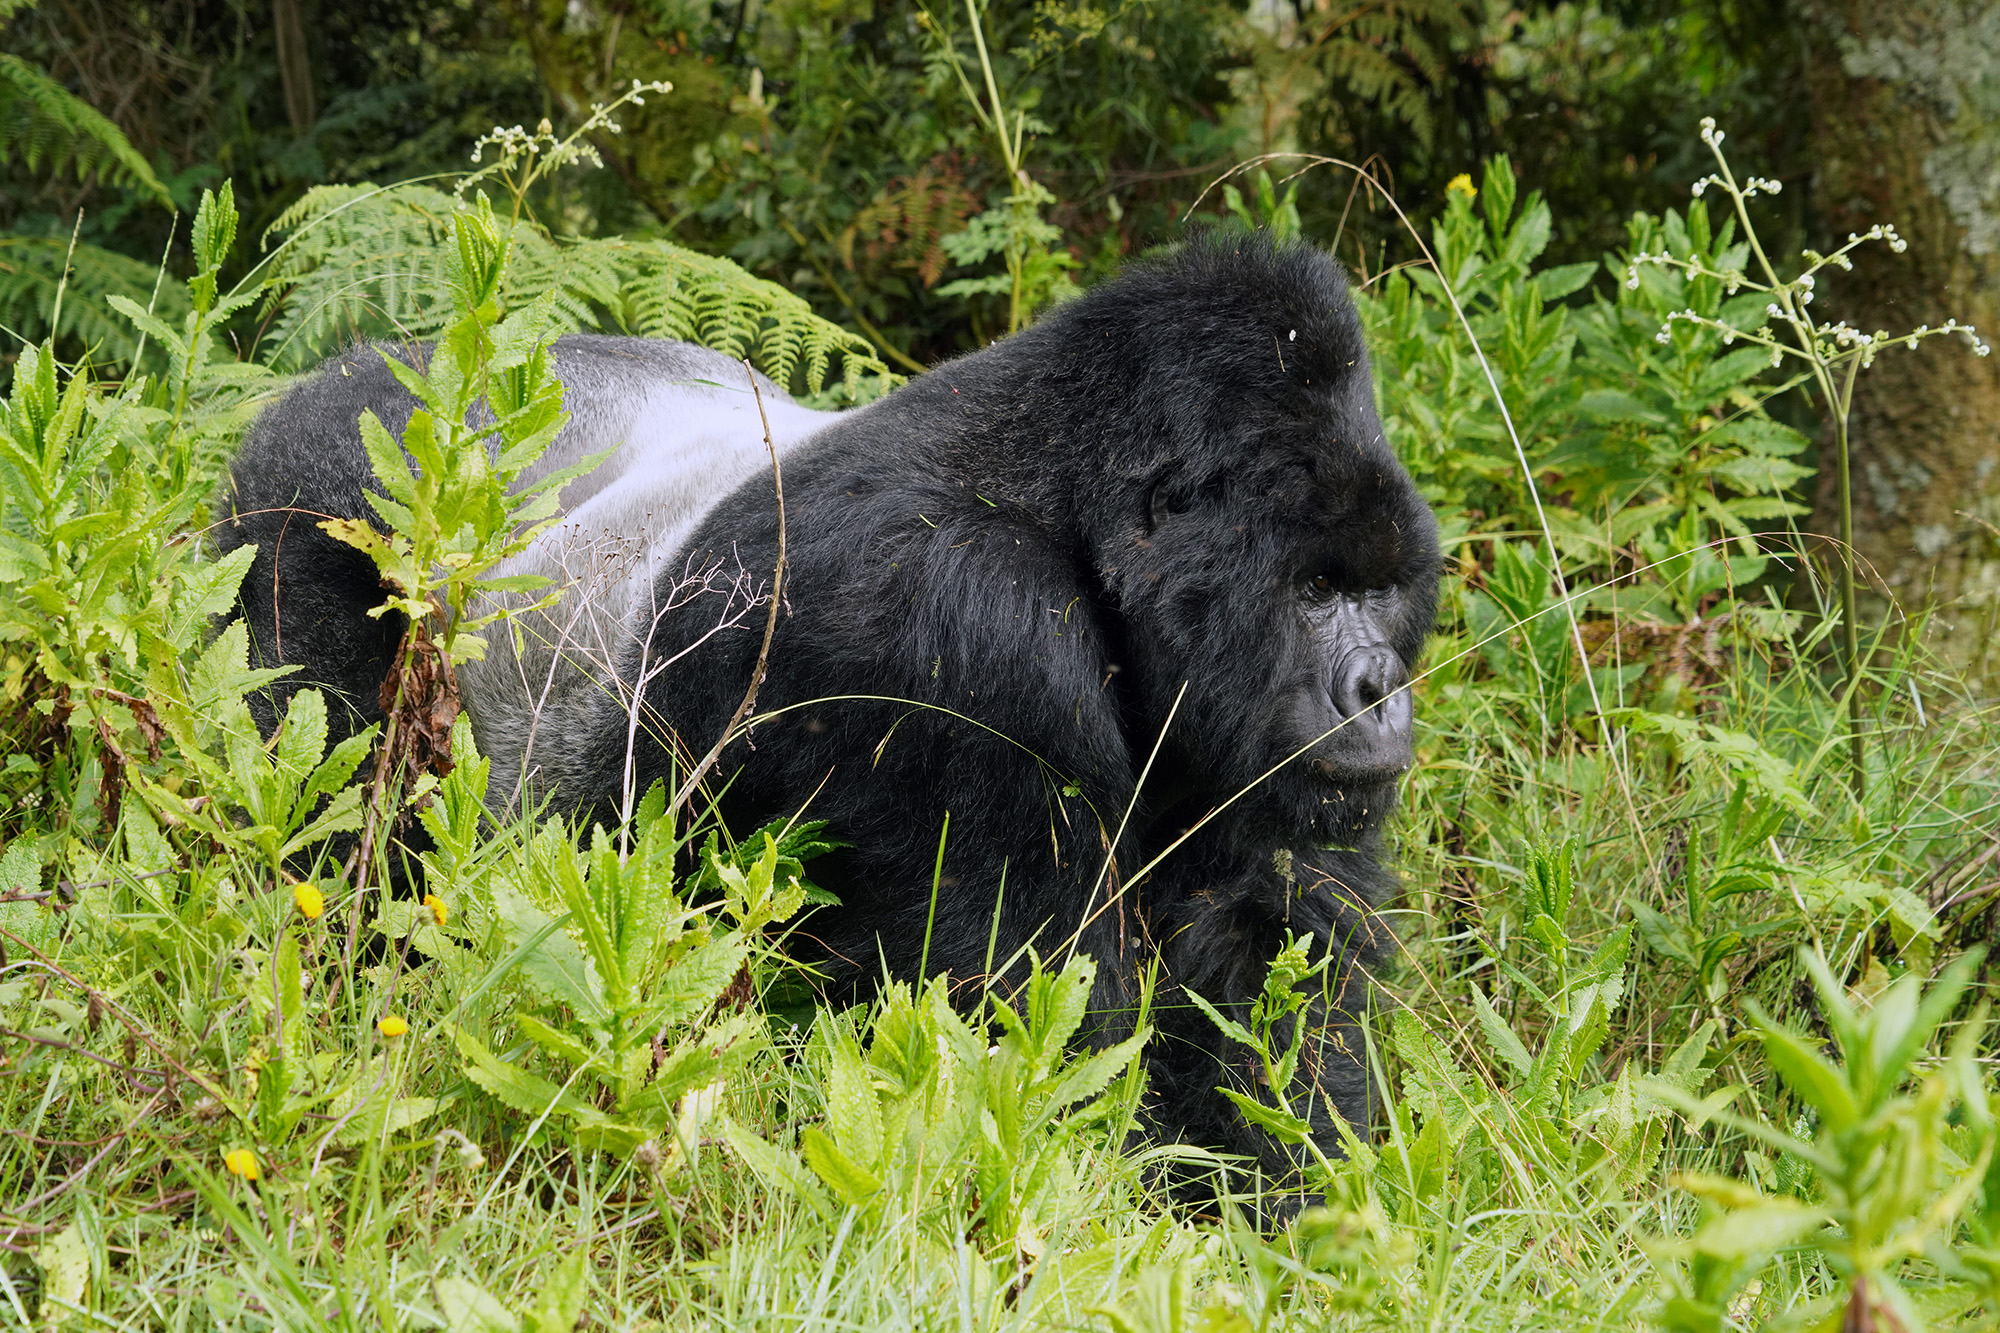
[5,148,2000,1332]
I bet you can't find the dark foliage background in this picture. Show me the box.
[2,0,1805,355]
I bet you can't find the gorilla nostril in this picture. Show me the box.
[1332,649,1407,727]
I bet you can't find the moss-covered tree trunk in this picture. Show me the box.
[1792,1,2000,676]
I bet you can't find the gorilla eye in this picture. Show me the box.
[1303,572,1336,600]
[1147,483,1192,530]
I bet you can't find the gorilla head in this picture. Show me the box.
[221,234,1440,1208]
[1050,242,1439,846]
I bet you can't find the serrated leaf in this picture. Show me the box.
[456,1027,603,1123]
[1470,985,1533,1078]
[168,543,257,649]
[720,1118,834,1217]
[1184,988,1255,1049]
[515,1012,598,1071]
[490,878,608,1025]
[800,1125,882,1207]
[646,1018,761,1108]
[1629,900,1696,968]
[523,1251,588,1333]
[1536,260,1599,303]
[1217,1088,1313,1143]
[334,1096,441,1147]
[281,785,364,858]
[1038,1027,1149,1120]
[822,1022,883,1169]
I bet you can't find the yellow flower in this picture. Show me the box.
[377,1015,409,1039]
[424,893,447,928]
[223,1148,260,1181]
[293,881,325,920]
[1446,173,1476,199]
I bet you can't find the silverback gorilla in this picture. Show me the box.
[221,237,1440,1196]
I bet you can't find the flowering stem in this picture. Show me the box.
[1701,118,1870,798]
[1832,352,1865,799]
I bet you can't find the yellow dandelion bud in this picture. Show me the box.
[224,1148,260,1181]
[1446,173,1476,199]
[377,1015,409,1039]
[424,893,447,928]
[293,881,325,920]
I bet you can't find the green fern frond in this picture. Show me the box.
[0,54,170,205]
[256,184,458,365]
[258,183,893,396]
[0,234,188,364]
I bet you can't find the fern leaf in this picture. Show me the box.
[0,55,169,205]
[257,184,895,395]
[0,234,189,366]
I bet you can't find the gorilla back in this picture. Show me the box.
[222,237,1440,1194]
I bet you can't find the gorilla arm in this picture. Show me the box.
[633,468,1148,1023]
[1141,839,1393,1190]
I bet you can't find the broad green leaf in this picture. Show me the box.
[823,1022,883,1169]
[434,1277,520,1333]
[1217,1088,1312,1144]
[1038,1028,1149,1121]
[456,1028,603,1124]
[490,878,609,1025]
[800,1125,882,1207]
[523,1251,589,1333]
[720,1118,834,1218]
[515,1013,597,1071]
[1692,1200,1824,1259]
[1470,985,1533,1079]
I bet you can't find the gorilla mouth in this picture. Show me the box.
[1308,754,1410,787]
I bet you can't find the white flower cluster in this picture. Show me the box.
[465,79,671,170]
[1699,116,1724,148]
[1695,172,1781,200]
[1802,247,1856,272]
[1814,321,1894,367]
[1656,308,1699,344]
[1937,318,1994,357]
[1626,248,1747,295]
[469,121,557,166]
[1847,223,1907,254]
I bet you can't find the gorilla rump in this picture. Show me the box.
[221,238,1441,1189]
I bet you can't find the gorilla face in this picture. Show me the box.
[1113,357,1438,844]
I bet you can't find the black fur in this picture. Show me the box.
[220,237,1441,1198]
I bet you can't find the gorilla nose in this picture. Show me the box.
[1332,648,1411,735]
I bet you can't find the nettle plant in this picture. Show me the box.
[1630,117,1993,794]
